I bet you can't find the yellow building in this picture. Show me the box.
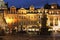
[4,6,39,31]
[47,4,60,30]
[37,3,60,31]
[1,0,60,32]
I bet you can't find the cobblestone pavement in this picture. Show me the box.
[0,34,60,40]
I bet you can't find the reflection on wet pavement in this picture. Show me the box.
[0,34,59,40]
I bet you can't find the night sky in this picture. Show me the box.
[4,0,60,8]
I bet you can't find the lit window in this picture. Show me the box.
[50,23,53,26]
[52,11,54,13]
[51,6,54,9]
[45,10,48,13]
[50,18,53,26]
[57,11,59,14]
[55,18,58,26]
[49,11,51,14]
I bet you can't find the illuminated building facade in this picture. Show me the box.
[0,0,7,31]
[47,3,60,30]
[0,0,60,32]
[37,3,60,31]
[4,6,39,31]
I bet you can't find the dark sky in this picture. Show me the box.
[4,0,60,8]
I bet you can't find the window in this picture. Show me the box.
[50,23,53,26]
[50,18,53,26]
[40,12,42,13]
[55,18,58,26]
[49,11,51,14]
[34,16,36,18]
[39,16,40,18]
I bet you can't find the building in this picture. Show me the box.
[4,6,39,32]
[0,0,60,33]
[0,0,7,31]
[37,3,60,31]
[47,3,60,31]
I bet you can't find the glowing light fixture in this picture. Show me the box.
[5,17,13,24]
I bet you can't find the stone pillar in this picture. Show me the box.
[47,18,50,26]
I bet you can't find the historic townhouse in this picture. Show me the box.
[0,0,60,32]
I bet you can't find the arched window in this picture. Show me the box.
[50,17,53,26]
[55,18,58,26]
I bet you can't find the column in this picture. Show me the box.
[58,18,60,26]
[47,18,50,26]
